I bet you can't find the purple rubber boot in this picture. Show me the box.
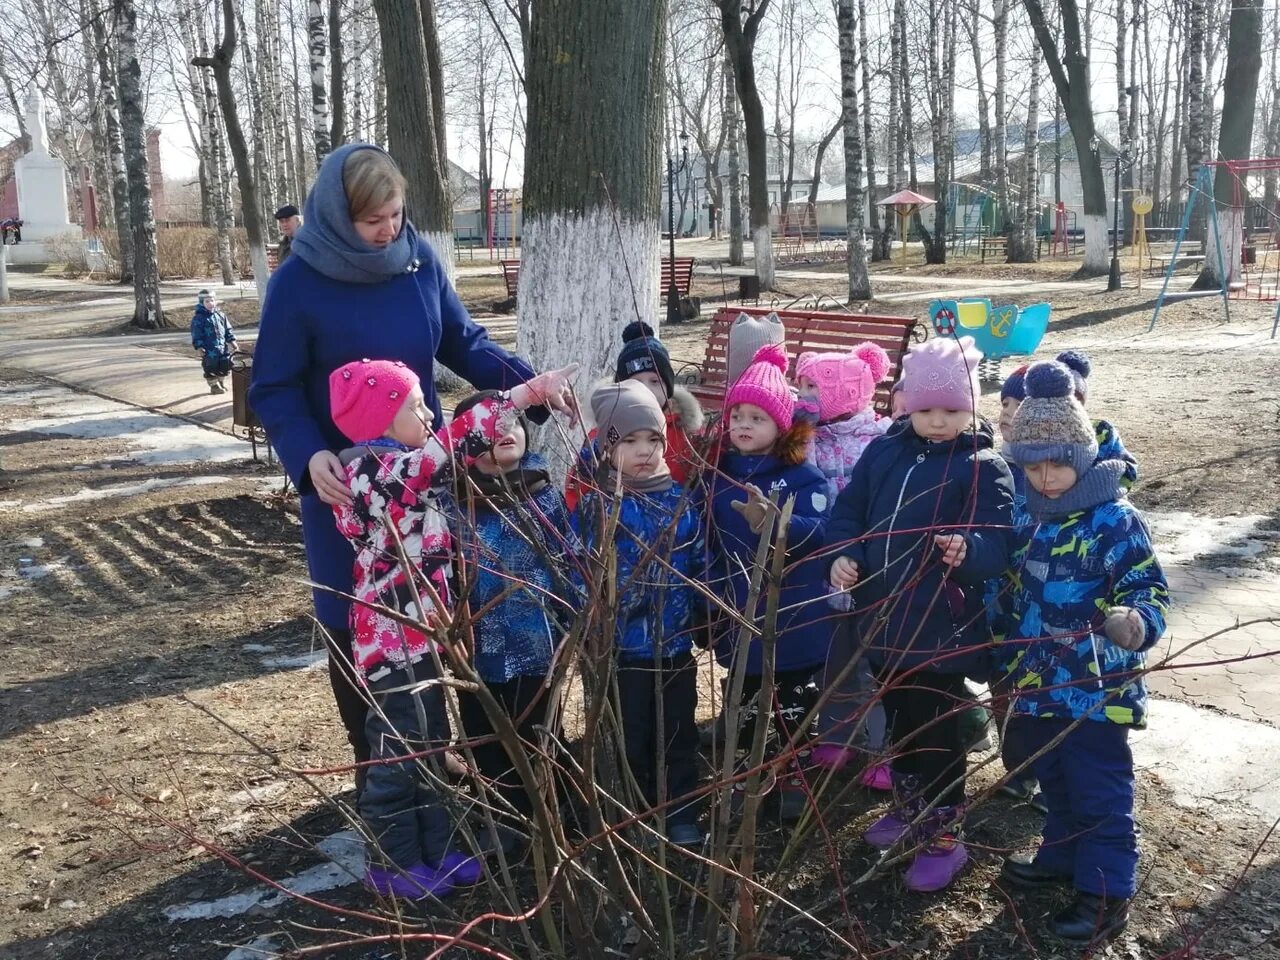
[864,771,921,849]
[903,806,969,893]
[364,862,455,900]
[434,850,484,886]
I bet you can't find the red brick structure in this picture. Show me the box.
[146,128,166,222]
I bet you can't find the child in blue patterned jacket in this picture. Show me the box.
[996,360,1169,946]
[574,381,706,848]
[190,290,238,395]
[451,390,577,857]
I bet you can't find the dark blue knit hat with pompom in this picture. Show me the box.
[1005,360,1098,474]
[615,321,674,404]
[1055,350,1092,402]
[1001,363,1030,402]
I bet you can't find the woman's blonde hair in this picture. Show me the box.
[343,149,406,220]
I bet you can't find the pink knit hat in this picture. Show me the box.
[898,336,983,415]
[795,342,891,422]
[329,359,421,442]
[724,343,794,431]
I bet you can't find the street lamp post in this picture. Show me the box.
[666,131,690,325]
[1108,148,1131,292]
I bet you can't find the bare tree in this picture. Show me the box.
[725,51,745,264]
[858,0,884,258]
[308,0,332,165]
[837,0,870,298]
[1009,45,1040,262]
[194,0,272,292]
[1195,0,1263,288]
[921,0,957,263]
[1023,0,1112,274]
[89,0,132,281]
[115,0,166,328]
[717,0,777,287]
[994,0,1010,232]
[329,0,345,147]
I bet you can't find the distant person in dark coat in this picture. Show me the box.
[274,204,301,264]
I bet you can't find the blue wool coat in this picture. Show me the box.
[996,496,1169,727]
[572,482,704,661]
[826,418,1014,677]
[451,455,577,684]
[249,238,536,628]
[706,450,833,675]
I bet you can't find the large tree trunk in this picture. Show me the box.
[191,7,235,285]
[924,0,956,264]
[371,0,453,272]
[858,0,883,258]
[880,0,904,257]
[1115,0,1135,239]
[519,0,666,476]
[91,0,133,282]
[235,2,272,233]
[329,0,345,147]
[79,0,113,235]
[1185,0,1206,234]
[719,0,776,288]
[1009,42,1041,262]
[724,53,745,265]
[993,0,1009,233]
[115,0,167,329]
[966,1,992,181]
[1195,0,1263,288]
[308,1,332,166]
[420,0,451,179]
[837,0,870,299]
[1023,0,1111,274]
[193,0,271,293]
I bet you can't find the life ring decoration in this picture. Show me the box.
[933,305,957,336]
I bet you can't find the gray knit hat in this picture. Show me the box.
[590,380,667,448]
[726,311,786,386]
[1005,361,1097,475]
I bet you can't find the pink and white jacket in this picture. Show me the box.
[332,395,512,679]
[809,410,892,502]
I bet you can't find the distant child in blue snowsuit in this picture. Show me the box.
[450,390,578,857]
[705,344,833,823]
[826,335,1013,894]
[574,380,706,848]
[996,360,1169,946]
[190,290,237,395]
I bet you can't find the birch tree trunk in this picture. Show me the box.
[719,0,776,288]
[994,0,1009,233]
[858,0,883,257]
[236,1,272,233]
[1185,0,1206,233]
[371,0,453,276]
[191,8,235,284]
[924,0,956,263]
[115,0,167,329]
[966,2,992,181]
[1009,43,1041,262]
[1115,0,1134,239]
[725,53,745,265]
[329,0,345,147]
[80,0,113,234]
[519,0,666,475]
[194,0,271,293]
[837,0,871,299]
[1023,0,1112,274]
[90,0,133,282]
[1195,0,1263,288]
[309,1,332,166]
[880,0,904,257]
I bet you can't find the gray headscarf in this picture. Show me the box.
[289,143,422,284]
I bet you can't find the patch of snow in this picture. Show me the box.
[164,830,363,921]
[241,643,276,653]
[3,384,248,465]
[11,536,45,548]
[224,936,280,960]
[260,650,327,671]
[17,557,73,580]
[1145,511,1273,566]
[18,476,231,513]
[226,783,288,807]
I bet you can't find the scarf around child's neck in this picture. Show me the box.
[597,461,674,496]
[1024,458,1127,521]
[462,459,551,508]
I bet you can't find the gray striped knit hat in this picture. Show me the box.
[1005,360,1097,475]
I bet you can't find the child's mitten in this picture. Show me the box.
[1103,606,1145,651]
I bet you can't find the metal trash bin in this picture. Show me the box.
[231,349,272,463]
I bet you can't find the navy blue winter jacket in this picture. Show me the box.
[825,417,1014,677]
[706,445,834,675]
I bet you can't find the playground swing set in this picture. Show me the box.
[1150,159,1280,338]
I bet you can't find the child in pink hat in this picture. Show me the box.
[327,357,574,902]
[794,343,894,782]
[705,344,833,822]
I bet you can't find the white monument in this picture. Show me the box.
[11,86,77,264]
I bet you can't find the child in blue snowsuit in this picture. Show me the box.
[574,380,706,848]
[190,290,237,395]
[704,344,833,823]
[825,336,1013,893]
[996,360,1169,945]
[450,390,578,857]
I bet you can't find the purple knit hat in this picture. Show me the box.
[899,336,983,414]
[725,343,794,431]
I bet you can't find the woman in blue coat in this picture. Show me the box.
[249,144,574,780]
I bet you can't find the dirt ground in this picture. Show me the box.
[2,266,1279,958]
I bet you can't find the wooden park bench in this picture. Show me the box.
[499,256,696,305]
[686,305,924,416]
[979,235,1007,263]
